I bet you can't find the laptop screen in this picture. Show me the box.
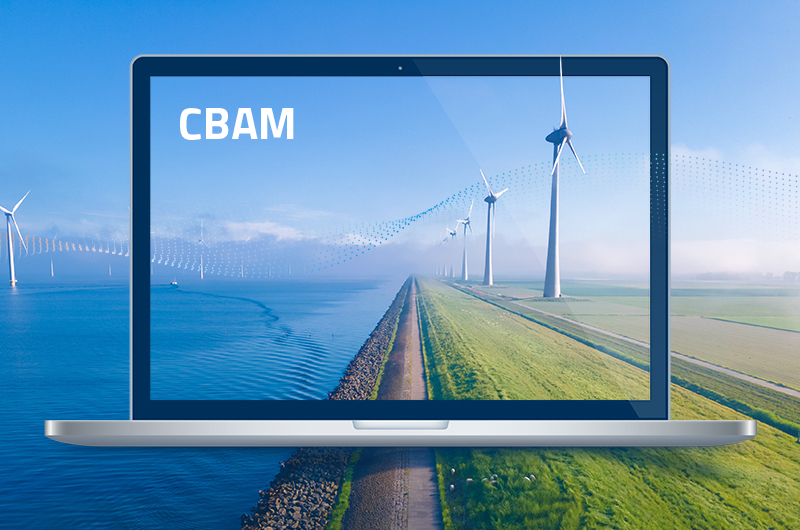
[133,56,669,420]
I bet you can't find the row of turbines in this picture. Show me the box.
[439,58,584,295]
[4,60,584,292]
[1,190,130,285]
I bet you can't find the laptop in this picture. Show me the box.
[46,55,755,446]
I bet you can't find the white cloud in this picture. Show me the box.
[671,143,724,161]
[336,232,379,246]
[672,142,800,176]
[18,217,128,242]
[737,143,800,176]
[224,220,305,241]
[672,238,800,276]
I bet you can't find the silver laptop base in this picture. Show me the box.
[46,419,756,447]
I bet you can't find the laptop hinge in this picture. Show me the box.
[352,420,450,430]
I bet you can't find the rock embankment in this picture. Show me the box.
[241,448,350,530]
[241,278,412,530]
[328,278,411,401]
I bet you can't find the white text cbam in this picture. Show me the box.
[180,108,294,140]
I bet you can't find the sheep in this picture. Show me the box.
[491,474,498,480]
[466,478,474,484]
[482,478,488,482]
[451,468,456,475]
[450,484,455,491]
[530,474,536,480]
[524,476,530,481]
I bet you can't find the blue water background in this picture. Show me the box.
[152,280,399,400]
[0,278,400,529]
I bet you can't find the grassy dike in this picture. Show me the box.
[415,278,800,530]
[325,449,362,530]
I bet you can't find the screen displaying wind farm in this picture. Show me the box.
[149,73,652,402]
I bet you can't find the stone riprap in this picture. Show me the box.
[241,278,411,530]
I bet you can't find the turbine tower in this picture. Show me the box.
[0,190,30,286]
[480,170,508,286]
[445,227,457,277]
[543,58,585,298]
[456,199,474,281]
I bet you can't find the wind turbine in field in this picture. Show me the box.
[543,57,586,298]
[0,190,30,286]
[198,219,210,279]
[456,199,474,281]
[445,226,457,277]
[480,170,508,286]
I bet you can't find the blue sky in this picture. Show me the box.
[146,73,649,278]
[1,0,799,276]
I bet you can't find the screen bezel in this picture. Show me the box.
[131,55,670,420]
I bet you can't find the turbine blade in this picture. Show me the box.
[12,215,27,253]
[468,199,474,219]
[550,138,567,175]
[480,169,493,195]
[12,190,31,213]
[0,205,10,215]
[559,57,567,129]
[567,140,586,174]
[203,241,211,248]
[494,188,509,199]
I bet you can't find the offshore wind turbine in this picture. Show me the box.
[198,219,210,279]
[480,170,508,286]
[0,190,30,286]
[543,58,586,298]
[456,199,474,281]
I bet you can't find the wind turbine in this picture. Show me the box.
[445,226,457,277]
[480,170,508,286]
[456,199,474,281]
[198,219,210,279]
[0,190,30,285]
[543,57,586,298]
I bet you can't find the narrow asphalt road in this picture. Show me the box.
[406,281,443,530]
[343,280,443,530]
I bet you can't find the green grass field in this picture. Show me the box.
[419,278,800,530]
[416,279,648,401]
[459,279,800,391]
[453,281,800,438]
[437,389,800,530]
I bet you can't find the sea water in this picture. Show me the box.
[0,278,401,529]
